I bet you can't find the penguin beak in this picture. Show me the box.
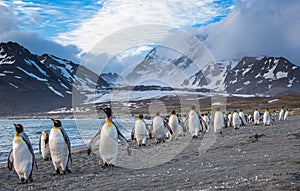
[13,123,17,128]
[50,118,54,121]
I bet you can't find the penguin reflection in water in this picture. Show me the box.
[131,114,152,146]
[8,124,38,184]
[49,119,72,175]
[87,108,131,169]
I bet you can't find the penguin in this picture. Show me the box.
[39,130,51,161]
[284,109,289,120]
[227,112,232,127]
[151,112,173,144]
[203,113,210,132]
[279,107,285,121]
[168,110,179,141]
[7,124,37,184]
[263,108,271,126]
[49,118,72,174]
[239,109,247,126]
[232,110,241,129]
[253,108,260,125]
[213,108,224,134]
[131,114,152,146]
[87,108,131,168]
[184,105,201,138]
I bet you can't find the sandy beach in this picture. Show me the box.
[0,115,299,191]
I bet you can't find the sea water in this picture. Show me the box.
[0,118,136,163]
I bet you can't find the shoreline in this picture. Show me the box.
[0,115,299,190]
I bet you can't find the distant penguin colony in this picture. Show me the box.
[6,105,291,182]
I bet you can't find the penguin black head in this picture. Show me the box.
[51,118,62,127]
[171,110,176,115]
[138,114,143,119]
[101,108,112,118]
[14,124,24,134]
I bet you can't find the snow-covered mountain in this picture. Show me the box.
[1,41,299,114]
[224,56,300,95]
[0,42,108,114]
[114,46,300,96]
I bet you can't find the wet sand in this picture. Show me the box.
[0,115,299,190]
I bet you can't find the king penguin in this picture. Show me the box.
[49,119,72,174]
[284,109,289,120]
[253,108,260,125]
[232,110,241,129]
[151,112,173,144]
[279,107,285,121]
[131,114,152,146]
[213,108,224,134]
[263,108,271,126]
[239,109,247,126]
[8,124,37,183]
[87,108,131,168]
[185,105,201,138]
[39,130,51,161]
[168,110,179,141]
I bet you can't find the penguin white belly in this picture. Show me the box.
[228,114,232,127]
[153,117,165,141]
[279,110,284,120]
[168,115,178,140]
[188,112,200,136]
[263,112,270,125]
[214,111,223,133]
[284,111,288,120]
[254,111,260,124]
[232,113,240,128]
[41,139,50,160]
[13,137,33,180]
[100,125,118,165]
[49,129,68,171]
[135,120,147,144]
[239,112,247,124]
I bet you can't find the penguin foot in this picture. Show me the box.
[192,135,197,139]
[142,144,146,146]
[101,163,109,169]
[55,168,60,175]
[18,178,26,184]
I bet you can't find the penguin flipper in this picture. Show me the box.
[163,121,173,135]
[7,149,13,170]
[88,129,101,155]
[59,127,72,163]
[113,122,131,156]
[39,133,42,155]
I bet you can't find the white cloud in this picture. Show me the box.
[200,0,300,65]
[56,0,233,53]
[0,3,81,62]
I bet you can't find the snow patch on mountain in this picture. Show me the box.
[17,67,48,82]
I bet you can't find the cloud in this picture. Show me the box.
[56,0,235,53]
[0,3,81,63]
[199,0,300,65]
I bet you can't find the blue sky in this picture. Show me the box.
[0,0,299,66]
